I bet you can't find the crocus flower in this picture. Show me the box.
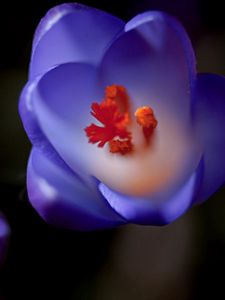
[19,3,225,230]
[0,214,10,265]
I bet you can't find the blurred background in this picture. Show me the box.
[0,0,225,299]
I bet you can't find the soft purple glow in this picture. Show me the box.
[19,3,225,230]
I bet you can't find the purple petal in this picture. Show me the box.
[100,11,196,127]
[0,215,10,265]
[193,73,225,203]
[30,3,124,78]
[27,148,125,231]
[20,62,103,183]
[98,11,201,197]
[19,71,78,178]
[99,161,203,225]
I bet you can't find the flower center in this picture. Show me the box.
[85,85,158,155]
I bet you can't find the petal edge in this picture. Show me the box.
[193,73,225,203]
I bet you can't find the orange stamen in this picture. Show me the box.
[135,106,158,141]
[109,139,133,155]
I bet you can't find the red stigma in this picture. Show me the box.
[85,86,132,153]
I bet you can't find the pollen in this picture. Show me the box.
[135,106,158,128]
[135,106,158,142]
[109,139,133,155]
[85,86,158,155]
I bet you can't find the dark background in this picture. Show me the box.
[0,1,225,299]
